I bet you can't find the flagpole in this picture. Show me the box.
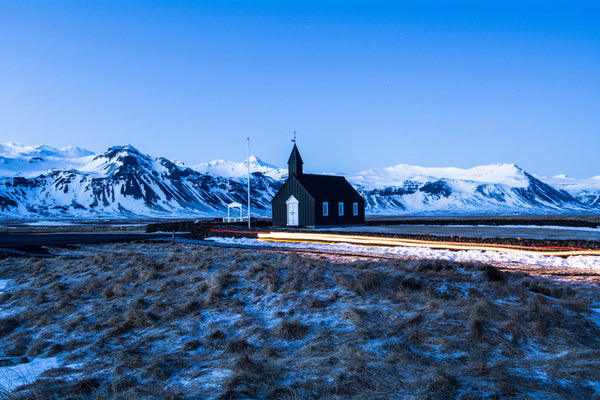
[247,137,251,229]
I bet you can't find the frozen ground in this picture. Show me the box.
[318,224,600,241]
[1,242,599,399]
[0,357,59,393]
[209,237,600,271]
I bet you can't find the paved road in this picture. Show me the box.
[0,232,172,249]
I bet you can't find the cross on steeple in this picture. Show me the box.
[292,130,297,144]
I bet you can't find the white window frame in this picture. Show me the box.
[338,202,344,216]
[323,201,329,216]
[353,202,358,216]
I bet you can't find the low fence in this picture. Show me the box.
[222,217,248,223]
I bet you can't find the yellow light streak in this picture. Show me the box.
[259,238,387,248]
[257,232,600,257]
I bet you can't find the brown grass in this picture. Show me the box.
[272,319,309,340]
[0,242,599,400]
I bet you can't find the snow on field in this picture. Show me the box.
[0,280,9,318]
[0,357,59,393]
[322,224,600,241]
[207,237,600,270]
[22,221,76,226]
[351,224,600,232]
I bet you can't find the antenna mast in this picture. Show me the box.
[246,137,251,229]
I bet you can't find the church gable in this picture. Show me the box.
[272,174,313,205]
[271,174,315,227]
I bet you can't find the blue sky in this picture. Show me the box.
[1,1,599,178]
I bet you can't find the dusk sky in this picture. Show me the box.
[1,1,599,178]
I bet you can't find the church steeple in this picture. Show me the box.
[288,143,303,177]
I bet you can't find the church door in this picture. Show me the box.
[286,195,299,226]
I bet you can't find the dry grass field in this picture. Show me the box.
[1,242,600,399]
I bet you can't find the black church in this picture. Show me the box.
[271,144,365,227]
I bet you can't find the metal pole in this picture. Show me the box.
[247,137,251,229]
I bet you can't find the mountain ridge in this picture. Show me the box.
[1,144,598,219]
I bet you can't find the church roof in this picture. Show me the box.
[287,144,303,166]
[296,173,364,202]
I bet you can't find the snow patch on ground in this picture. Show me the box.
[0,280,9,317]
[590,308,600,330]
[0,357,59,393]
[22,221,76,226]
[318,224,600,241]
[207,237,600,270]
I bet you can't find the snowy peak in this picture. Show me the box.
[541,173,600,189]
[193,155,287,180]
[0,142,94,158]
[100,145,151,163]
[465,163,528,186]
[78,145,192,179]
[350,163,529,190]
[79,145,153,175]
[538,174,600,211]
[0,142,95,177]
[246,155,280,170]
[58,146,93,158]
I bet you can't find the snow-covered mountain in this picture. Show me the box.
[0,145,281,219]
[538,174,600,209]
[0,143,598,219]
[193,155,287,180]
[349,163,532,189]
[0,142,94,178]
[348,163,596,215]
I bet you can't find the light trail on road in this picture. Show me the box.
[258,232,600,257]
